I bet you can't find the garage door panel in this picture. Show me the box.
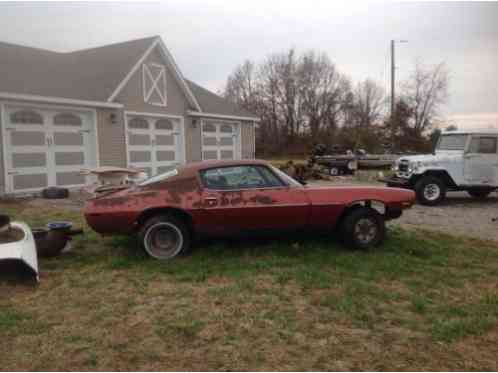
[219,137,234,146]
[156,151,175,161]
[129,133,151,146]
[156,165,176,174]
[203,150,218,160]
[130,151,151,163]
[10,131,46,146]
[220,150,234,159]
[13,174,48,190]
[53,132,84,146]
[56,172,86,186]
[156,135,174,146]
[203,137,217,146]
[12,153,47,168]
[55,152,85,166]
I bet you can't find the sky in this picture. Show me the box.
[0,1,497,129]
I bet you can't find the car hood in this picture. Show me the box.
[303,185,415,206]
[397,152,462,164]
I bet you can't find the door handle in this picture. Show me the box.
[204,197,218,207]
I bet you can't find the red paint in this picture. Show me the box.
[84,160,415,236]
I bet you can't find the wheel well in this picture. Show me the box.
[136,207,194,235]
[412,170,457,189]
[336,200,386,228]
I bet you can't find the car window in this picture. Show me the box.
[468,137,497,154]
[201,165,284,190]
[437,134,468,150]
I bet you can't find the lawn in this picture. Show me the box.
[1,200,497,371]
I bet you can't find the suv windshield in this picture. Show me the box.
[437,134,468,151]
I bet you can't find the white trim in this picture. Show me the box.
[0,92,123,109]
[142,63,167,107]
[125,111,183,120]
[1,102,9,193]
[187,110,260,122]
[107,37,202,112]
[107,39,159,102]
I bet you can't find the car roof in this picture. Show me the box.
[179,159,270,173]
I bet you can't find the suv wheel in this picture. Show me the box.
[467,189,492,199]
[138,215,190,260]
[415,176,446,206]
[341,207,386,249]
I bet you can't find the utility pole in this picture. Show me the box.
[390,39,407,151]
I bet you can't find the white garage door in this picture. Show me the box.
[202,121,239,160]
[2,105,96,194]
[126,115,183,176]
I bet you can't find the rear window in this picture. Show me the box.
[468,137,497,154]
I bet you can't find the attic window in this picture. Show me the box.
[143,63,167,107]
[10,110,43,124]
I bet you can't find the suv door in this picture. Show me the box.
[198,165,309,235]
[464,136,498,186]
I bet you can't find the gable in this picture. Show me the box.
[114,45,194,115]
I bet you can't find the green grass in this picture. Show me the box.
[1,200,498,370]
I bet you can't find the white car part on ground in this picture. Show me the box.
[0,221,39,282]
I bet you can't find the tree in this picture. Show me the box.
[402,61,449,135]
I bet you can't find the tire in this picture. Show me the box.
[340,207,386,250]
[330,167,339,176]
[467,190,492,199]
[414,176,446,206]
[138,215,190,260]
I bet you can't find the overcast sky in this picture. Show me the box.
[0,1,497,128]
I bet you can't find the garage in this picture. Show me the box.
[2,105,98,194]
[126,114,184,176]
[201,120,240,160]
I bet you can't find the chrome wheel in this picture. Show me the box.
[423,183,441,201]
[143,222,183,260]
[354,218,378,245]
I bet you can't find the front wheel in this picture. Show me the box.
[341,207,386,249]
[138,215,190,260]
[414,176,446,206]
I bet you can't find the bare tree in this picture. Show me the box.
[402,61,449,135]
[353,79,385,128]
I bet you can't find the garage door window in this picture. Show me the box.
[53,113,82,126]
[10,110,43,124]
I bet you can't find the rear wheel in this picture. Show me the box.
[138,215,190,260]
[467,189,492,199]
[415,176,446,206]
[341,207,386,249]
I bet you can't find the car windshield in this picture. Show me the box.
[437,134,468,151]
[269,165,303,187]
[139,168,178,186]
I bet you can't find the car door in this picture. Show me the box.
[198,165,310,235]
[464,136,498,186]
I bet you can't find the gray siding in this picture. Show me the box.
[187,117,202,162]
[97,108,127,167]
[241,121,256,159]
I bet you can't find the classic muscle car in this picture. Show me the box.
[84,160,415,260]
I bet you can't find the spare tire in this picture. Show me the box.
[42,187,69,199]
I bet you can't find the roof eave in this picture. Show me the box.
[0,92,124,109]
[187,110,260,122]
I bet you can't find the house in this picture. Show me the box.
[0,36,258,194]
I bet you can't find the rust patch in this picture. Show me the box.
[249,195,275,205]
[93,196,132,207]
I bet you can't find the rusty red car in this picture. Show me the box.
[84,160,415,260]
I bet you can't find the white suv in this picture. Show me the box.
[385,130,498,205]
